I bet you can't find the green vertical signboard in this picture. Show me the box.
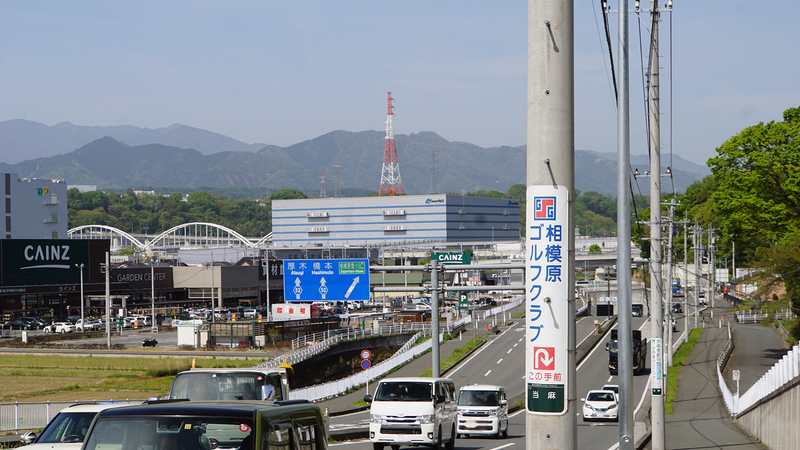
[458,292,469,310]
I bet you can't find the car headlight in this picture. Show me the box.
[418,414,434,424]
[609,403,618,410]
[584,404,595,411]
[370,414,384,423]
[488,410,499,416]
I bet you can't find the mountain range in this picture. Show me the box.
[0,120,710,196]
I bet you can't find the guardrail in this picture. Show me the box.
[0,400,142,433]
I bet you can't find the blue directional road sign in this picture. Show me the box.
[283,259,370,302]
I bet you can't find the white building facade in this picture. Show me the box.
[3,174,69,239]
[271,194,521,247]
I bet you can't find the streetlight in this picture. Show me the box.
[75,264,85,331]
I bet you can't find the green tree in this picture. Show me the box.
[709,106,800,263]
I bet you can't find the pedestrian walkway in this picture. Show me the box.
[644,296,764,450]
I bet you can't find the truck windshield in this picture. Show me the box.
[169,372,282,401]
[375,382,433,401]
[458,391,500,406]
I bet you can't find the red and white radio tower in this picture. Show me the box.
[379,92,403,196]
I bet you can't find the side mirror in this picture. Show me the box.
[21,431,37,445]
[580,398,586,403]
[436,395,446,404]
[605,343,609,351]
[363,394,373,403]
[500,399,508,406]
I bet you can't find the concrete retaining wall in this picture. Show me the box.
[735,376,800,450]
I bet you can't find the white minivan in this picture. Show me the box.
[456,384,508,438]
[365,377,457,450]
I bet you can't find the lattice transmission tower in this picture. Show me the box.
[379,92,403,196]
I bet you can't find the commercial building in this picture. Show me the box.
[271,194,520,247]
[2,174,69,239]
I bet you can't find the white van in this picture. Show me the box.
[365,377,457,450]
[456,384,508,438]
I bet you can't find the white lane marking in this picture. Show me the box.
[329,442,362,447]
[604,318,653,450]
[484,370,492,377]
[518,338,523,342]
[607,376,613,383]
[448,322,518,377]
[507,348,513,354]
[513,343,518,347]
[497,358,503,365]
[487,444,515,450]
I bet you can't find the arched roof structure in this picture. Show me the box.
[69,222,264,251]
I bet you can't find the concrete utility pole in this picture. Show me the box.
[526,0,576,448]
[664,202,676,367]
[682,215,689,333]
[694,222,701,329]
[647,1,665,448]
[708,223,715,308]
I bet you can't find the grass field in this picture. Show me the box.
[0,354,266,402]
[665,328,703,414]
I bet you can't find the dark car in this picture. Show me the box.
[671,303,683,313]
[82,400,326,450]
[2,319,33,330]
[20,317,47,329]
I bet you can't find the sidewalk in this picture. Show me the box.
[643,296,764,450]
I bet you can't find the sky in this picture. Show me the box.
[2,1,799,167]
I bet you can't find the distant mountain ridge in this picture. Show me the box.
[0,119,265,163]
[0,120,708,195]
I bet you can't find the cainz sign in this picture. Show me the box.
[431,252,471,265]
[1,240,91,286]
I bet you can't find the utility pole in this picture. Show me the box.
[707,223,715,308]
[663,201,677,367]
[526,0,576,448]
[677,214,690,354]
[694,222,701,329]
[647,1,665,447]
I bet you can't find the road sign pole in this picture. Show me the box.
[431,259,440,378]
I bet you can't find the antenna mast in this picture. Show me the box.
[319,169,327,198]
[379,92,403,196]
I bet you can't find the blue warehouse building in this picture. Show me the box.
[271,194,521,247]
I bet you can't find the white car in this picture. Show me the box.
[44,322,74,333]
[243,308,258,319]
[456,384,509,438]
[582,390,619,422]
[20,402,136,450]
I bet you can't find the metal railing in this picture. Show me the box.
[0,400,141,433]
[734,309,795,324]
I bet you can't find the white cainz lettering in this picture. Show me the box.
[25,245,34,260]
[61,246,69,260]
[35,246,45,260]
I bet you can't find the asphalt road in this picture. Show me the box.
[329,313,653,450]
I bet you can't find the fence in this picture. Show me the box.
[0,400,141,433]
[734,309,795,324]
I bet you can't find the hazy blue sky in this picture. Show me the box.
[2,1,798,166]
